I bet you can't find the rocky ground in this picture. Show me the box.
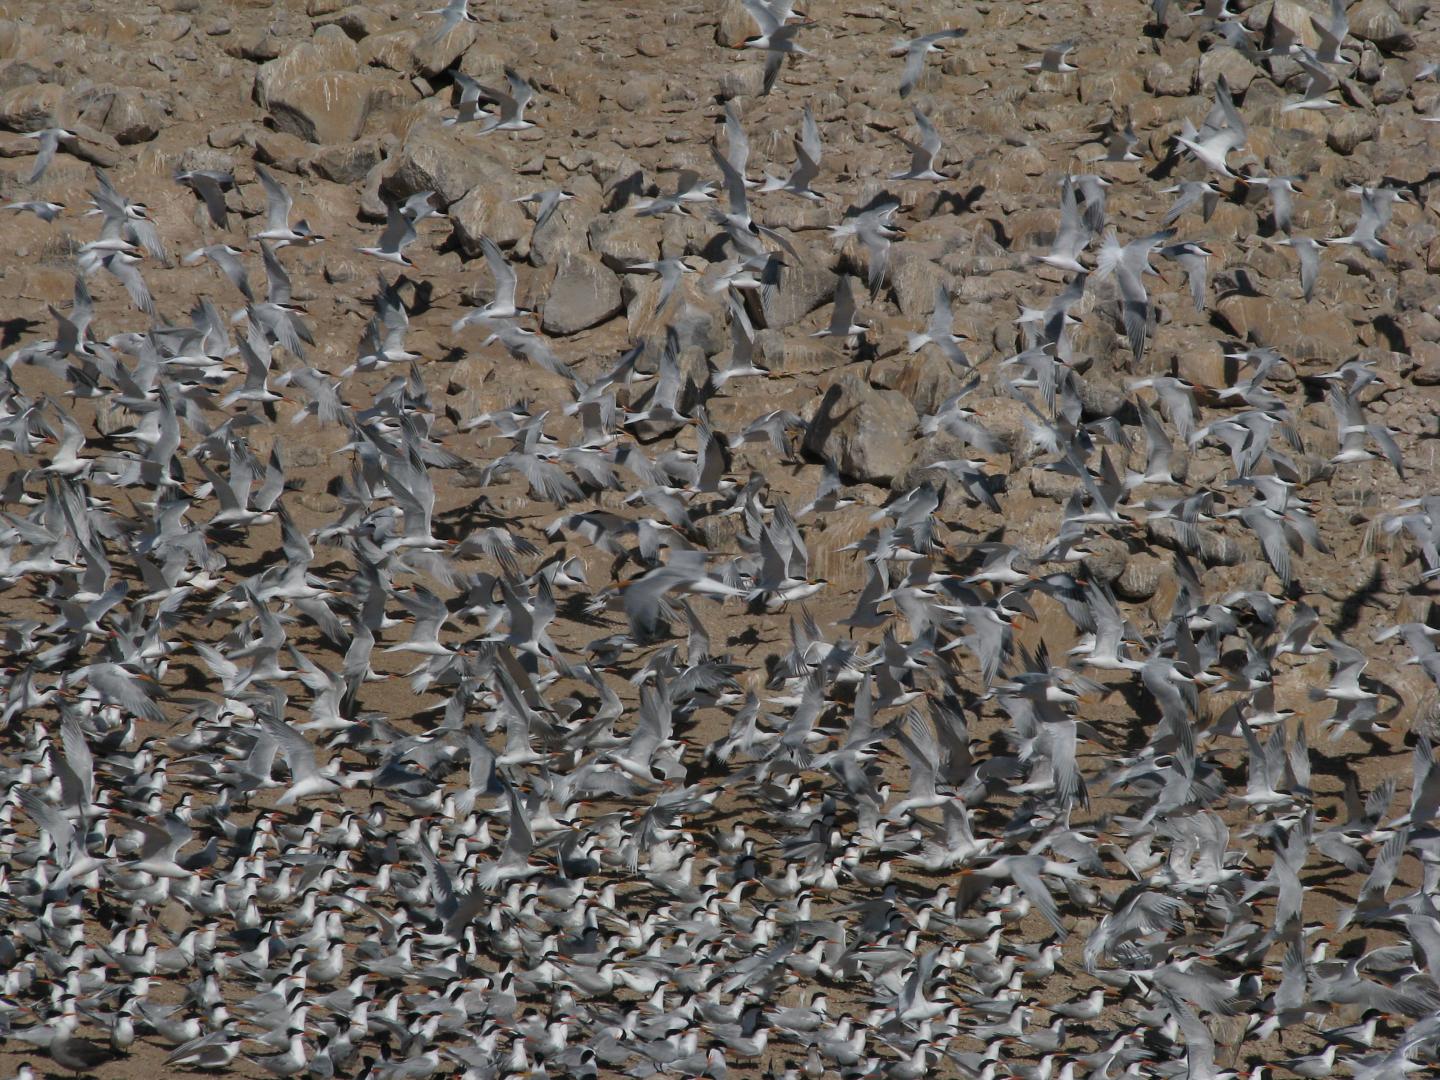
[2,0,1440,1077]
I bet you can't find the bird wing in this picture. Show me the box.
[254,166,293,231]
[481,236,518,308]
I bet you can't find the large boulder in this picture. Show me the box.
[448,184,530,255]
[1349,0,1414,50]
[758,246,837,330]
[254,27,359,103]
[0,82,63,132]
[803,372,919,485]
[265,72,373,144]
[65,83,164,144]
[1214,294,1357,363]
[384,125,512,207]
[541,254,623,336]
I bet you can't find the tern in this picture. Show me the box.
[891,28,966,98]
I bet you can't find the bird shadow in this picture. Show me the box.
[1331,561,1385,638]
[930,184,985,216]
[0,316,39,348]
[799,383,850,466]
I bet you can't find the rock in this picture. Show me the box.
[66,84,162,144]
[541,254,623,336]
[527,199,593,268]
[588,212,660,270]
[1115,553,1164,601]
[1411,341,1440,384]
[1145,58,1195,96]
[1172,336,1231,389]
[759,246,837,330]
[715,0,751,47]
[613,76,661,114]
[1082,538,1130,587]
[157,15,192,41]
[803,373,919,485]
[227,30,284,62]
[754,331,840,376]
[448,182,530,255]
[307,139,383,184]
[317,7,388,40]
[1269,0,1323,50]
[253,128,312,172]
[412,23,476,77]
[264,71,373,144]
[1197,46,1259,93]
[0,20,46,63]
[0,82,63,132]
[0,62,42,96]
[1030,465,1080,502]
[1349,0,1414,50]
[1214,294,1356,362]
[1326,110,1378,154]
[891,350,968,419]
[889,244,946,318]
[1147,518,1246,565]
[385,125,508,206]
[208,120,253,148]
[1073,374,1127,419]
[254,28,360,105]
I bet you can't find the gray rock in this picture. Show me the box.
[889,244,946,319]
[1081,537,1130,588]
[527,200,593,268]
[803,372,919,485]
[541,254,623,336]
[1115,553,1163,601]
[1326,110,1378,154]
[1073,373,1127,419]
[1146,518,1246,565]
[413,23,476,76]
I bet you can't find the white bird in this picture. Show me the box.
[888,107,948,181]
[811,275,868,344]
[251,166,324,247]
[357,202,418,266]
[453,236,528,325]
[891,28,966,98]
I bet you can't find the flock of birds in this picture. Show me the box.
[3,0,1440,1078]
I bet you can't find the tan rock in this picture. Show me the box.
[254,27,360,106]
[1349,0,1414,51]
[266,71,373,144]
[448,182,530,254]
[0,82,62,132]
[0,19,46,62]
[385,124,512,207]
[1215,294,1356,362]
[1269,0,1323,50]
[803,372,919,485]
